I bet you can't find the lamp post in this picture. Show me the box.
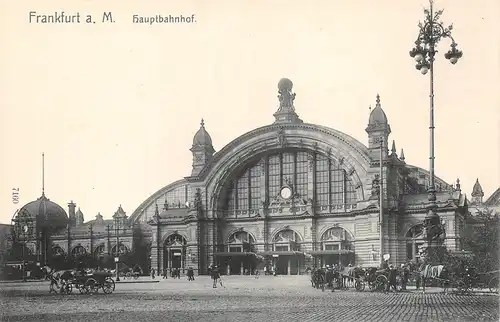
[114,217,121,281]
[13,209,33,282]
[409,0,462,261]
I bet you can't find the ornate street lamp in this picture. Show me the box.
[12,209,34,281]
[114,216,121,281]
[409,0,462,259]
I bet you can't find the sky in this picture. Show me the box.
[1,0,499,224]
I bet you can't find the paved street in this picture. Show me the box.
[1,275,499,322]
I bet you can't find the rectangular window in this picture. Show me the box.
[282,152,294,183]
[237,171,249,209]
[268,155,280,198]
[229,246,242,253]
[250,166,261,209]
[275,245,289,252]
[346,177,357,203]
[330,165,345,205]
[324,243,340,251]
[315,155,329,206]
[296,152,308,199]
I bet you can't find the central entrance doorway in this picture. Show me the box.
[163,234,187,273]
[218,230,257,275]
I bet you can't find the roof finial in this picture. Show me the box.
[456,178,461,191]
[391,140,397,154]
[200,118,205,127]
[375,94,381,108]
[400,148,405,161]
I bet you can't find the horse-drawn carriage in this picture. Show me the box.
[353,267,394,292]
[310,266,405,293]
[50,270,115,295]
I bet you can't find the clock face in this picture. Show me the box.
[280,186,292,199]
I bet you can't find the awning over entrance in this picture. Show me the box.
[214,252,256,257]
[308,250,354,255]
[259,251,304,256]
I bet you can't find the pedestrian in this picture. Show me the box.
[187,267,194,281]
[211,265,220,288]
[386,264,398,292]
[401,264,409,291]
[162,268,168,279]
[150,268,156,279]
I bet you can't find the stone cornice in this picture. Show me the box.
[193,123,371,181]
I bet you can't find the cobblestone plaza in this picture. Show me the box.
[1,276,498,322]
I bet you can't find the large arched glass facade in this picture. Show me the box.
[223,150,357,211]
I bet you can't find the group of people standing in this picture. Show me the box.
[149,267,196,281]
[381,260,411,292]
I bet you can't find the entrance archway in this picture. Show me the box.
[222,230,256,275]
[406,224,425,261]
[93,244,105,260]
[271,228,302,275]
[71,245,87,257]
[318,226,354,267]
[111,243,129,256]
[163,234,187,272]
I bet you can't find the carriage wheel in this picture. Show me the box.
[126,272,132,280]
[368,281,376,291]
[62,283,73,295]
[106,277,116,291]
[355,279,365,292]
[375,275,388,292]
[84,278,99,295]
[78,283,87,294]
[102,278,115,294]
[488,277,498,293]
[133,273,139,280]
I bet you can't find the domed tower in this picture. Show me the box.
[190,119,215,176]
[471,178,484,204]
[365,94,391,161]
[273,78,303,124]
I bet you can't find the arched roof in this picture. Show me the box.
[198,122,371,181]
[128,179,188,224]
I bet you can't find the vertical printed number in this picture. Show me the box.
[12,188,19,204]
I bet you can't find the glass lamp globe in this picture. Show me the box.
[420,66,429,75]
[415,53,424,62]
[449,56,458,64]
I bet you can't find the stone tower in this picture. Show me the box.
[190,119,215,176]
[365,94,391,161]
[68,201,76,227]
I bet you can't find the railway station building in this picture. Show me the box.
[12,78,483,276]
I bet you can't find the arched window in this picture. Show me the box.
[111,243,129,256]
[223,151,357,212]
[164,234,187,247]
[52,245,65,257]
[71,245,86,257]
[227,230,255,252]
[94,244,105,259]
[320,227,352,251]
[272,229,302,252]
